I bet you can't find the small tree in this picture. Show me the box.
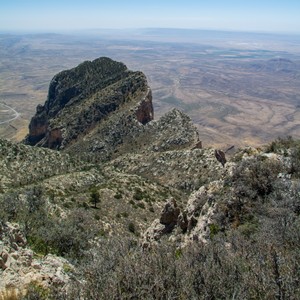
[90,189,100,209]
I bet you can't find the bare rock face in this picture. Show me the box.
[0,222,73,295]
[135,88,153,125]
[142,198,181,247]
[215,149,226,167]
[159,198,180,226]
[26,108,48,145]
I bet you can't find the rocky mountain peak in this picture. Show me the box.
[24,57,153,150]
[23,57,201,163]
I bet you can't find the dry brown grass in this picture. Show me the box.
[0,288,23,300]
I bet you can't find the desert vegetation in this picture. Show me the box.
[1,137,299,299]
[1,51,300,298]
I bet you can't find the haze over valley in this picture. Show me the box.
[1,29,300,148]
[2,0,300,297]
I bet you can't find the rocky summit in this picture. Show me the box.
[24,57,202,162]
[1,58,300,298]
[24,57,153,151]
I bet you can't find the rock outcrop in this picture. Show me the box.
[143,198,181,247]
[0,222,73,295]
[159,198,180,226]
[215,149,226,167]
[135,88,154,125]
[142,180,224,247]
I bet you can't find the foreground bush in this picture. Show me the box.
[53,225,300,300]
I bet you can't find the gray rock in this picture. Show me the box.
[177,211,188,232]
[0,222,74,294]
[160,198,180,226]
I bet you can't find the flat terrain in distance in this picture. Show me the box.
[1,29,300,148]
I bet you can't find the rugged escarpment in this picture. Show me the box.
[2,57,300,298]
[24,57,154,150]
[24,57,202,162]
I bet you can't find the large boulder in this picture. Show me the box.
[160,198,180,226]
[142,198,181,247]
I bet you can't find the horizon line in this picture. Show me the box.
[1,27,300,37]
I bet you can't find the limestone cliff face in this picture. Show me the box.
[135,88,153,125]
[26,109,48,145]
[24,57,153,150]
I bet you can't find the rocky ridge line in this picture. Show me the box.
[24,57,154,151]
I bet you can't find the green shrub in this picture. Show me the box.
[133,188,144,201]
[63,202,72,208]
[175,248,182,259]
[82,202,89,209]
[23,282,50,300]
[209,223,220,239]
[291,147,300,178]
[266,136,295,153]
[238,220,259,238]
[128,222,136,234]
[90,189,100,208]
[114,193,122,199]
[122,212,129,218]
[137,202,146,209]
[232,157,282,201]
[63,263,73,274]
[28,235,50,256]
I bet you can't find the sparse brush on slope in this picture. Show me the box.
[1,57,300,298]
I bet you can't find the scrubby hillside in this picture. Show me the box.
[73,138,300,299]
[1,58,300,299]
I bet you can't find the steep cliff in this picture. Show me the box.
[24,57,153,150]
[24,57,201,162]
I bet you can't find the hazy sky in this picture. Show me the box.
[1,0,300,34]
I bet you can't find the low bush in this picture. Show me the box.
[128,222,136,234]
[232,157,282,201]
